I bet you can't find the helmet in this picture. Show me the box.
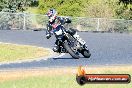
[47,9,57,22]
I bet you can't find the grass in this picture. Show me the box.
[0,43,51,62]
[0,66,131,88]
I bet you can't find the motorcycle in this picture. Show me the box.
[51,25,91,59]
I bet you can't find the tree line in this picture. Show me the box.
[0,0,131,20]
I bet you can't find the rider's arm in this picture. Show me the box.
[57,17,76,35]
[57,17,71,25]
[65,18,71,23]
[46,23,52,39]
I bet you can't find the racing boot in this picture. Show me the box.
[52,45,59,52]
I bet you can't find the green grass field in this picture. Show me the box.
[0,43,50,62]
[0,66,131,88]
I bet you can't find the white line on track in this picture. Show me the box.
[54,53,66,58]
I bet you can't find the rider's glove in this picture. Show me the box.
[46,34,51,39]
[65,18,71,23]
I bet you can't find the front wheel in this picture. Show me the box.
[64,41,80,59]
[81,49,91,58]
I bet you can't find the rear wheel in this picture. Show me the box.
[64,41,80,59]
[81,49,91,58]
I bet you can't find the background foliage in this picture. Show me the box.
[0,0,32,12]
[38,0,132,20]
[0,0,131,19]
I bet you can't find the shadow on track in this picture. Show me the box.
[52,56,85,60]
[53,57,74,60]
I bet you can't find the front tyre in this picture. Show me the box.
[64,41,80,59]
[81,49,91,58]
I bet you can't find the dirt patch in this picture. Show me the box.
[84,65,131,74]
[0,68,74,82]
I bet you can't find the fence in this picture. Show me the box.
[0,12,47,30]
[0,12,132,32]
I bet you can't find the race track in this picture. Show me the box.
[0,30,132,69]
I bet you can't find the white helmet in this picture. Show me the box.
[47,9,57,22]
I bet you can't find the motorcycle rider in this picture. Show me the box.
[46,9,85,52]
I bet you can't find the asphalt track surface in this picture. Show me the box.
[0,30,132,69]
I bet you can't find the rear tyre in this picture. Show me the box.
[81,49,91,58]
[64,41,80,59]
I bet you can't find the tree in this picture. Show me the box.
[0,0,32,12]
[115,0,132,20]
[119,0,131,6]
